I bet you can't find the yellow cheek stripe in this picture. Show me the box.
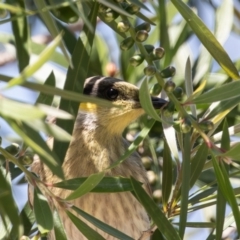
[79,102,98,112]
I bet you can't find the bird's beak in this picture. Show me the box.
[151,96,168,109]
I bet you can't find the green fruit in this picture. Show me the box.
[120,37,134,51]
[180,118,192,133]
[163,101,175,117]
[0,154,6,165]
[153,189,162,203]
[5,143,20,156]
[104,9,119,22]
[125,4,140,14]
[144,65,156,76]
[150,83,162,95]
[117,21,130,32]
[151,47,165,60]
[160,66,176,78]
[130,54,145,66]
[173,87,184,100]
[141,156,152,170]
[18,154,34,166]
[0,9,8,19]
[48,0,79,23]
[144,44,154,54]
[99,4,108,13]
[199,120,214,131]
[164,80,176,92]
[147,170,157,185]
[135,30,148,42]
[135,22,151,33]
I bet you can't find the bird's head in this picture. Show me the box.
[79,76,167,135]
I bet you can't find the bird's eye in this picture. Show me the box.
[106,88,119,100]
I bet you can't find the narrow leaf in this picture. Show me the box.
[0,75,112,108]
[193,81,240,104]
[34,0,72,67]
[220,142,240,160]
[108,119,156,169]
[216,120,229,239]
[179,132,191,238]
[139,78,162,122]
[130,177,181,239]
[8,120,64,178]
[190,143,208,189]
[10,201,35,238]
[0,96,45,120]
[25,120,72,142]
[54,177,133,192]
[8,0,30,72]
[66,210,105,240]
[0,168,23,238]
[185,57,196,117]
[36,71,55,105]
[53,210,68,240]
[162,140,173,211]
[66,172,105,200]
[211,153,240,234]
[33,187,53,234]
[170,0,239,79]
[72,206,134,240]
[6,33,62,88]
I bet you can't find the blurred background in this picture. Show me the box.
[1,0,240,239]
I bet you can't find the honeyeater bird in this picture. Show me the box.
[30,76,167,240]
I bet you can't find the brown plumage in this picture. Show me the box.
[30,76,167,239]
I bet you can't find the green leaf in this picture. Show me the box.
[33,187,53,234]
[130,177,181,240]
[53,210,68,240]
[219,142,240,160]
[36,71,55,105]
[54,2,99,164]
[0,167,23,238]
[185,57,197,117]
[136,11,156,26]
[54,177,134,193]
[36,104,73,119]
[8,120,64,178]
[216,120,229,239]
[6,33,62,88]
[10,201,35,238]
[170,0,239,79]
[162,140,173,211]
[204,96,240,121]
[0,2,33,14]
[139,78,162,122]
[66,210,105,240]
[34,0,72,67]
[24,119,72,142]
[190,143,208,189]
[0,74,112,108]
[66,172,105,200]
[174,222,216,228]
[0,96,45,120]
[108,118,156,169]
[8,0,30,72]
[125,0,150,12]
[211,153,240,234]
[192,81,240,104]
[179,132,191,238]
[72,206,134,240]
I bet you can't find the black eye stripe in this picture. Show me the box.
[106,88,119,100]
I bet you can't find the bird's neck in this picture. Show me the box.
[63,112,126,177]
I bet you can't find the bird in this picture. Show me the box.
[29,76,167,240]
